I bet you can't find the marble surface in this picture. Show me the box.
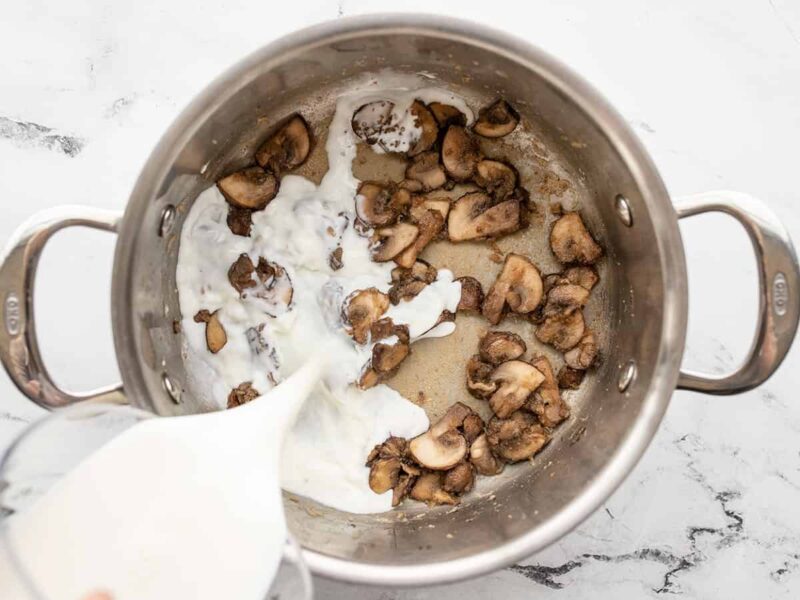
[1,0,799,598]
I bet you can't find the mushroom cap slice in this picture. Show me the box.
[466,354,497,399]
[254,114,311,175]
[482,254,543,325]
[372,339,411,374]
[388,278,428,304]
[543,283,590,317]
[441,126,481,181]
[226,205,253,237]
[474,159,517,200]
[405,151,447,191]
[473,99,520,138]
[409,472,458,506]
[479,331,527,365]
[408,101,439,157]
[352,100,395,145]
[469,433,504,475]
[486,411,550,463]
[564,265,599,291]
[410,192,451,222]
[355,181,398,227]
[443,461,475,494]
[448,192,522,242]
[462,413,485,443]
[550,212,603,265]
[527,356,570,428]
[205,311,227,354]
[456,276,484,313]
[227,382,259,409]
[371,222,419,262]
[535,309,586,352]
[343,288,390,344]
[409,429,468,471]
[394,209,444,269]
[392,473,417,506]
[368,457,402,494]
[564,331,598,370]
[217,167,279,210]
[431,401,473,437]
[428,102,466,127]
[489,360,546,418]
[558,366,586,389]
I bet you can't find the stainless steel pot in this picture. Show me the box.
[1,14,798,587]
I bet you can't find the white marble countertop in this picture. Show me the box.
[1,1,799,598]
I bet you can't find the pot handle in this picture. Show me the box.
[675,191,799,394]
[0,206,127,409]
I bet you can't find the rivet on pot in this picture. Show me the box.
[615,195,633,227]
[618,360,637,392]
[158,205,177,237]
[162,372,182,404]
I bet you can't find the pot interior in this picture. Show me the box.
[115,23,676,575]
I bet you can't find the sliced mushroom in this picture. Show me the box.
[193,309,227,354]
[343,288,390,344]
[410,192,451,222]
[250,258,293,316]
[466,354,498,399]
[564,331,598,370]
[447,192,522,242]
[329,246,344,271]
[226,205,253,237]
[228,253,257,294]
[366,437,412,496]
[395,209,444,268]
[456,276,484,313]
[558,366,586,389]
[482,254,543,325]
[550,213,603,265]
[486,411,551,463]
[355,181,398,227]
[408,403,470,470]
[527,356,570,428]
[368,457,401,494]
[366,436,408,464]
[227,382,259,409]
[489,360,546,418]
[410,471,458,506]
[352,100,395,146]
[479,331,526,365]
[428,102,466,127]
[462,413,485,444]
[392,473,417,506]
[372,339,411,374]
[473,159,517,200]
[388,278,427,304]
[473,99,519,138]
[371,222,419,262]
[469,433,504,475]
[535,309,585,352]
[217,167,279,210]
[399,178,424,193]
[370,317,410,344]
[358,367,380,390]
[408,101,439,157]
[542,283,590,318]
[405,151,447,191]
[564,265,599,291]
[441,126,481,181]
[443,461,475,494]
[254,114,311,175]
[391,259,437,284]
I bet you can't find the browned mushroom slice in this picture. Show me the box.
[428,102,466,127]
[564,265,599,291]
[388,278,427,304]
[473,99,520,138]
[482,254,543,325]
[408,403,471,470]
[368,457,401,494]
[366,436,408,464]
[226,205,253,237]
[470,433,504,475]
[227,382,259,409]
[486,411,551,463]
[193,309,227,354]
[410,471,458,506]
[408,101,439,157]
[489,360,546,418]
[342,288,390,344]
[405,151,447,191]
[371,222,419,262]
[479,331,527,365]
[441,126,481,181]
[558,366,586,389]
[564,331,598,370]
[474,159,517,200]
[535,309,585,352]
[355,181,398,227]
[527,356,570,428]
[443,461,475,494]
[395,210,444,269]
[456,276,484,313]
[543,283,590,317]
[392,473,417,506]
[370,317,410,344]
[391,259,438,284]
[250,258,293,315]
[550,212,603,265]
[254,114,311,175]
[466,354,497,399]
[217,167,279,210]
[372,339,411,375]
[448,192,522,242]
[461,413,485,444]
[399,178,424,193]
[352,100,395,145]
[390,187,413,214]
[409,192,451,223]
[228,253,257,294]
[329,246,344,271]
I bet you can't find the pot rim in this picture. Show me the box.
[112,13,688,586]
